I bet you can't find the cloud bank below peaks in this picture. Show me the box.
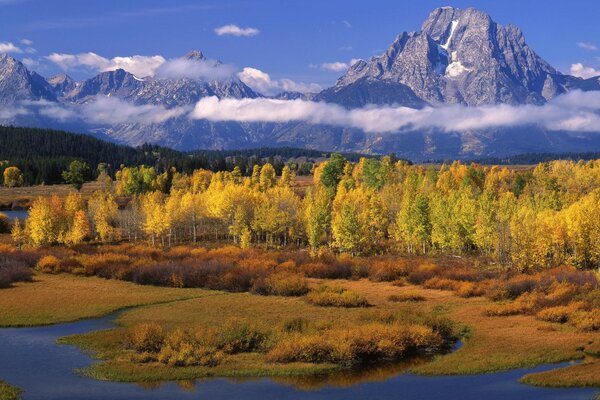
[45,51,236,80]
[190,90,600,134]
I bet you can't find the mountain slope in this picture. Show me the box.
[0,54,56,104]
[334,7,569,106]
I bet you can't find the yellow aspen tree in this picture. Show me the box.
[191,169,212,194]
[64,210,91,246]
[279,165,294,187]
[141,191,171,247]
[251,164,261,188]
[88,192,119,243]
[11,218,27,249]
[303,188,331,254]
[259,163,276,191]
[3,166,23,187]
[27,197,58,246]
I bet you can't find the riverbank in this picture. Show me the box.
[0,381,20,400]
[47,276,598,386]
[0,264,598,389]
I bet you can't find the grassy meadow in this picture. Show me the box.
[0,241,597,390]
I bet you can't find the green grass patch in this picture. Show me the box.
[0,381,20,400]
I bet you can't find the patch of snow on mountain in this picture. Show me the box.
[441,20,458,50]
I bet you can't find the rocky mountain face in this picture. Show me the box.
[0,54,56,104]
[1,8,600,159]
[334,7,583,106]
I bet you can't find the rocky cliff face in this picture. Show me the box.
[0,54,56,104]
[334,7,570,106]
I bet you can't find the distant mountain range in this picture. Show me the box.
[1,7,600,160]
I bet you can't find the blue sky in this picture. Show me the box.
[1,0,600,89]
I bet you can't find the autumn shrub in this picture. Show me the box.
[407,262,441,284]
[266,334,336,364]
[251,272,309,296]
[52,257,81,274]
[423,277,462,291]
[455,281,487,298]
[266,323,443,366]
[485,275,541,301]
[305,285,370,308]
[215,321,270,354]
[35,255,61,274]
[300,260,352,279]
[368,259,409,282]
[157,329,221,367]
[0,213,9,233]
[0,264,32,288]
[77,253,132,276]
[535,302,586,323]
[281,317,310,334]
[0,251,34,288]
[128,323,165,353]
[570,310,600,331]
[387,293,425,302]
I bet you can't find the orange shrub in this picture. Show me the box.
[535,302,585,323]
[368,259,409,282]
[305,285,370,308]
[570,310,600,331]
[251,272,309,296]
[35,255,61,274]
[407,262,441,284]
[387,293,425,302]
[128,323,165,353]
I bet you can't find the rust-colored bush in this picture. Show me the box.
[305,285,370,308]
[535,302,585,323]
[570,310,600,331]
[387,293,425,302]
[35,255,61,274]
[266,323,443,366]
[251,272,309,296]
[407,262,441,284]
[128,323,165,353]
[368,259,409,282]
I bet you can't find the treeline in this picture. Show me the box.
[0,125,373,185]
[470,152,600,165]
[12,155,600,271]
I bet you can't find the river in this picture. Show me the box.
[0,311,597,400]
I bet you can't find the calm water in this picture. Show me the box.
[1,210,28,221]
[0,312,598,400]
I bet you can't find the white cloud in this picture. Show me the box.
[237,67,322,95]
[190,91,600,134]
[155,58,236,81]
[20,38,33,46]
[577,42,598,51]
[342,20,352,28]
[21,57,38,68]
[214,24,259,37]
[0,41,22,53]
[570,63,600,79]
[82,96,188,124]
[46,52,166,78]
[320,59,362,72]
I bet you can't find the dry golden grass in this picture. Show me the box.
[0,182,102,207]
[0,273,212,327]
[520,361,600,387]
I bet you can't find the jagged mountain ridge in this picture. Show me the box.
[333,7,599,106]
[1,7,600,159]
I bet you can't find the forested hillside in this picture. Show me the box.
[0,126,368,185]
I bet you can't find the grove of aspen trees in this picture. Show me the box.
[14,154,600,272]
